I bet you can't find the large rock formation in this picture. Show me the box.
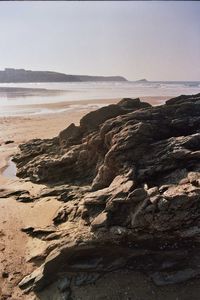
[0,68,127,83]
[13,94,200,294]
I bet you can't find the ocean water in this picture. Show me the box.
[0,81,199,116]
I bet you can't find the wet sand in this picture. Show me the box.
[0,96,169,299]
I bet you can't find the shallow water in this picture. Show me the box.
[0,103,107,117]
[0,81,199,116]
[2,158,17,179]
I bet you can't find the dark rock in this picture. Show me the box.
[16,194,34,203]
[118,97,151,110]
[59,123,82,147]
[57,276,71,291]
[4,140,14,144]
[14,93,200,292]
[21,226,56,238]
[74,272,100,286]
[53,207,68,225]
[21,226,35,233]
[0,189,29,198]
[61,289,72,300]
[151,268,200,286]
[2,271,9,278]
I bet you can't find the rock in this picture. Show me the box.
[21,226,56,238]
[118,97,151,110]
[109,226,127,235]
[53,207,68,225]
[157,198,169,211]
[74,272,100,286]
[151,268,200,286]
[128,188,147,202]
[16,194,34,203]
[14,93,200,292]
[4,140,14,144]
[2,271,9,278]
[188,172,200,186]
[80,104,116,131]
[0,189,29,198]
[21,226,35,233]
[61,289,71,300]
[59,123,82,146]
[91,212,108,229]
[147,187,159,197]
[57,276,71,292]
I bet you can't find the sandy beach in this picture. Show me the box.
[0,96,169,299]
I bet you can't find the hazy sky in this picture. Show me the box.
[0,1,199,81]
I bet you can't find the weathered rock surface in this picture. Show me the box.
[14,95,200,293]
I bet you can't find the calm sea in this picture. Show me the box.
[0,81,199,116]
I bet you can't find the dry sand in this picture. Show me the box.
[0,96,170,299]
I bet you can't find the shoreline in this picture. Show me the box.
[0,96,169,172]
[0,95,169,116]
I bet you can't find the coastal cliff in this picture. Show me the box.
[12,93,200,298]
[0,68,127,83]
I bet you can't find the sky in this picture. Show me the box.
[0,1,199,81]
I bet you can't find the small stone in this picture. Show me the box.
[2,271,9,278]
[4,140,14,145]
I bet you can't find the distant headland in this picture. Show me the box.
[136,78,148,82]
[0,68,127,83]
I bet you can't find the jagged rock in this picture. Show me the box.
[0,188,29,198]
[53,207,68,225]
[14,94,200,292]
[59,123,82,147]
[81,97,150,134]
[16,194,34,203]
[21,226,56,238]
[91,212,108,229]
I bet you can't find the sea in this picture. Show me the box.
[0,81,199,117]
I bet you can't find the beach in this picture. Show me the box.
[7,94,200,300]
[0,96,170,299]
[0,95,200,300]
[0,0,199,298]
